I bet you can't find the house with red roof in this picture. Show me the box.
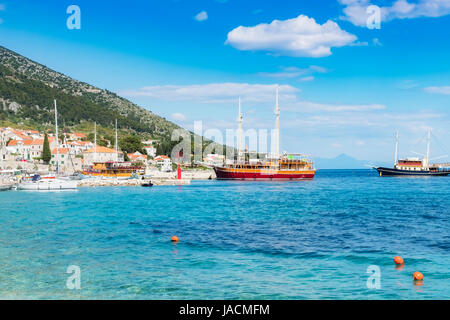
[68,132,87,141]
[83,145,124,165]
[6,137,57,161]
[127,151,148,162]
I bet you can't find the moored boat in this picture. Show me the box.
[18,174,78,190]
[213,88,315,181]
[82,161,144,178]
[214,155,315,180]
[375,130,450,177]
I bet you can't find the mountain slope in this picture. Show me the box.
[314,153,383,169]
[0,45,178,139]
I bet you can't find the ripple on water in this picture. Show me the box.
[0,170,449,299]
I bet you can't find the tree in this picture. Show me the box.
[119,134,144,154]
[42,133,51,163]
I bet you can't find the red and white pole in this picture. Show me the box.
[177,151,181,180]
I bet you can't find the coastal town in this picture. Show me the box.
[0,126,218,189]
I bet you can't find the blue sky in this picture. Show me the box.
[1,0,450,162]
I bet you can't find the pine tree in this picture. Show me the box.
[42,133,51,163]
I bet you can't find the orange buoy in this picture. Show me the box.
[393,256,404,265]
[413,271,423,281]
[171,235,179,242]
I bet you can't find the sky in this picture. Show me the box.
[0,0,449,162]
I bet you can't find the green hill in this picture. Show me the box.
[0,45,178,134]
[0,45,221,157]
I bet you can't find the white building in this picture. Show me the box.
[204,153,225,166]
[143,145,156,158]
[83,146,124,166]
[7,137,57,161]
[128,151,148,162]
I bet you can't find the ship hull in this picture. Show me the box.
[214,167,315,180]
[375,167,450,177]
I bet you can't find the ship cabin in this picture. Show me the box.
[394,158,424,171]
[278,154,313,170]
[85,161,144,176]
[224,154,313,171]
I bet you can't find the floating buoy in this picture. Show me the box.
[171,235,179,242]
[413,271,423,281]
[393,256,404,265]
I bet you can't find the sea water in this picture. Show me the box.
[0,170,448,299]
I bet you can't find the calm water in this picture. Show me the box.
[0,170,448,299]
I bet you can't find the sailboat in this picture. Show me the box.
[18,100,78,190]
[375,129,450,176]
[213,88,315,180]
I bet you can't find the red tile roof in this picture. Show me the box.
[11,129,32,140]
[8,137,55,146]
[51,148,70,155]
[85,146,123,154]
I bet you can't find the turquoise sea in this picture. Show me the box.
[0,170,449,299]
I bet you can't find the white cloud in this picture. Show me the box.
[283,110,443,130]
[424,86,450,95]
[340,0,450,27]
[0,4,5,11]
[300,76,315,82]
[172,113,187,121]
[120,83,300,103]
[283,100,386,113]
[226,14,358,57]
[258,65,327,79]
[194,11,208,22]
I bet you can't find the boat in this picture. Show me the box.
[213,88,315,181]
[82,161,144,178]
[141,182,153,187]
[375,130,450,177]
[17,100,79,190]
[18,174,78,190]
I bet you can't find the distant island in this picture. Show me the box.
[314,153,391,170]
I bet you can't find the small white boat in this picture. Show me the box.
[18,174,78,190]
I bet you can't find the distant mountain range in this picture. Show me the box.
[314,153,391,169]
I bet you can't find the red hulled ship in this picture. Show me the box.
[213,88,315,181]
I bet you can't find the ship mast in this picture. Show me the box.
[115,119,118,162]
[394,130,399,166]
[94,121,97,162]
[0,130,4,169]
[275,86,280,159]
[237,97,243,162]
[425,128,431,170]
[54,99,59,175]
